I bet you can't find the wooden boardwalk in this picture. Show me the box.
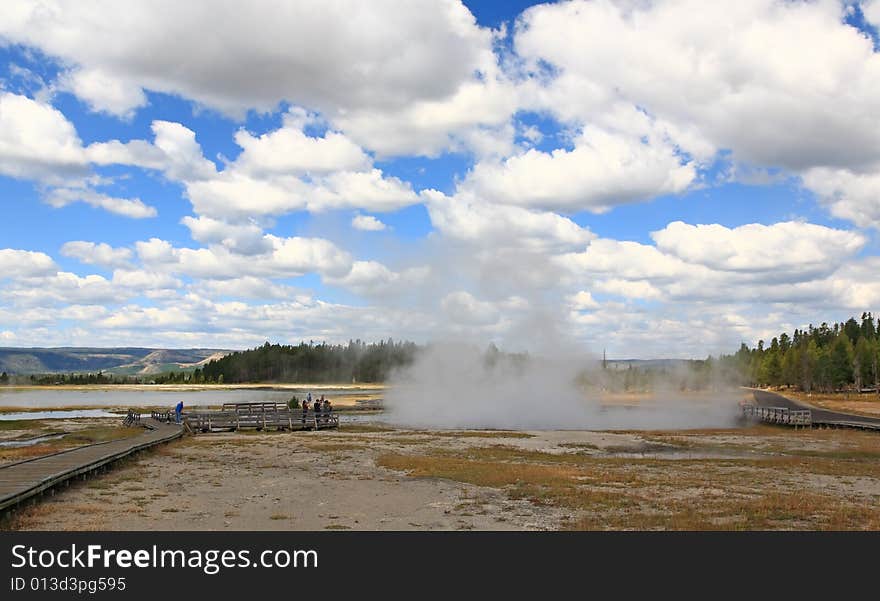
[742,404,812,428]
[0,419,182,513]
[748,389,880,432]
[170,402,340,433]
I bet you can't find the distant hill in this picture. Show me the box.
[0,347,231,375]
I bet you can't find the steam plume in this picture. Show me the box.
[384,342,740,430]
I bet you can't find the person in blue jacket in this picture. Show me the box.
[175,400,183,424]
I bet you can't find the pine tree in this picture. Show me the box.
[779,332,791,353]
[802,340,819,393]
[861,312,876,340]
[844,318,860,345]
[873,338,880,391]
[782,345,798,388]
[760,350,782,387]
[829,335,854,390]
[854,336,873,391]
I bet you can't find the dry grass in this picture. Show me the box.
[0,426,134,463]
[2,502,108,530]
[615,424,780,438]
[568,491,880,530]
[64,427,134,445]
[377,427,880,531]
[559,442,600,451]
[0,419,48,432]
[424,431,534,439]
[784,390,880,417]
[0,444,65,463]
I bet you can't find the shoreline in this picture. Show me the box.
[0,383,386,392]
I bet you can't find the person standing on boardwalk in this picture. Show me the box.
[301,397,310,427]
[175,400,183,424]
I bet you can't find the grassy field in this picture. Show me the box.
[376,426,880,530]
[782,390,880,417]
[0,419,134,463]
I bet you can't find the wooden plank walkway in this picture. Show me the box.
[169,402,340,432]
[741,404,811,428]
[0,419,183,513]
[749,389,880,432]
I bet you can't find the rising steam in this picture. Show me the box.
[384,342,741,430]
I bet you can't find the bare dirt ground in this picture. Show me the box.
[5,420,880,531]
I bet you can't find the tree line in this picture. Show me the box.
[193,339,419,383]
[8,340,420,385]
[22,371,130,385]
[586,358,731,393]
[12,314,880,392]
[721,312,880,392]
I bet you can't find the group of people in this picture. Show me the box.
[301,392,333,425]
[170,395,333,428]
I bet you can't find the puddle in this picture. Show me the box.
[594,443,760,460]
[601,450,756,460]
[0,432,68,448]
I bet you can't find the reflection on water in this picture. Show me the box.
[338,412,385,425]
[0,409,121,420]
[0,388,376,409]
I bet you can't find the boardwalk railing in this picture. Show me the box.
[184,405,339,433]
[151,411,175,423]
[122,410,141,426]
[147,404,339,432]
[221,401,286,413]
[742,404,812,427]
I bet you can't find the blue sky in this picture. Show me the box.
[1,0,880,358]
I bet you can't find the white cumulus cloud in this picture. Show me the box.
[60,242,133,268]
[351,215,388,231]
